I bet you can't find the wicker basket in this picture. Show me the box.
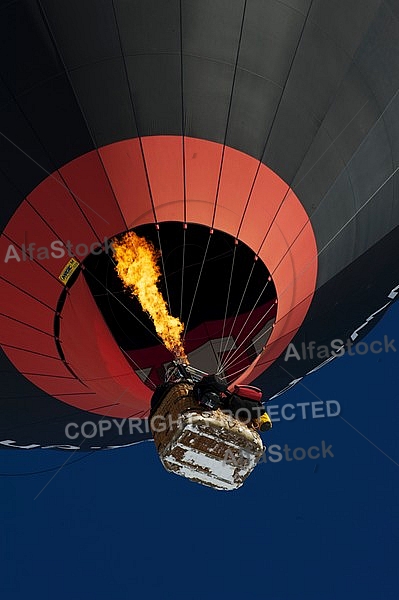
[150,382,264,491]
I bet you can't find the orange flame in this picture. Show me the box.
[113,231,187,361]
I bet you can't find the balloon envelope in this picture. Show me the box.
[0,0,398,450]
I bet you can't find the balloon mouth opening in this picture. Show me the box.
[83,221,277,388]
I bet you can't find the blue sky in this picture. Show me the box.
[1,302,398,600]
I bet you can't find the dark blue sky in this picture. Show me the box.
[1,302,398,600]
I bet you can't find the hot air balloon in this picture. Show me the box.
[1,0,398,456]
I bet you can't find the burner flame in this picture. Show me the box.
[113,231,187,361]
